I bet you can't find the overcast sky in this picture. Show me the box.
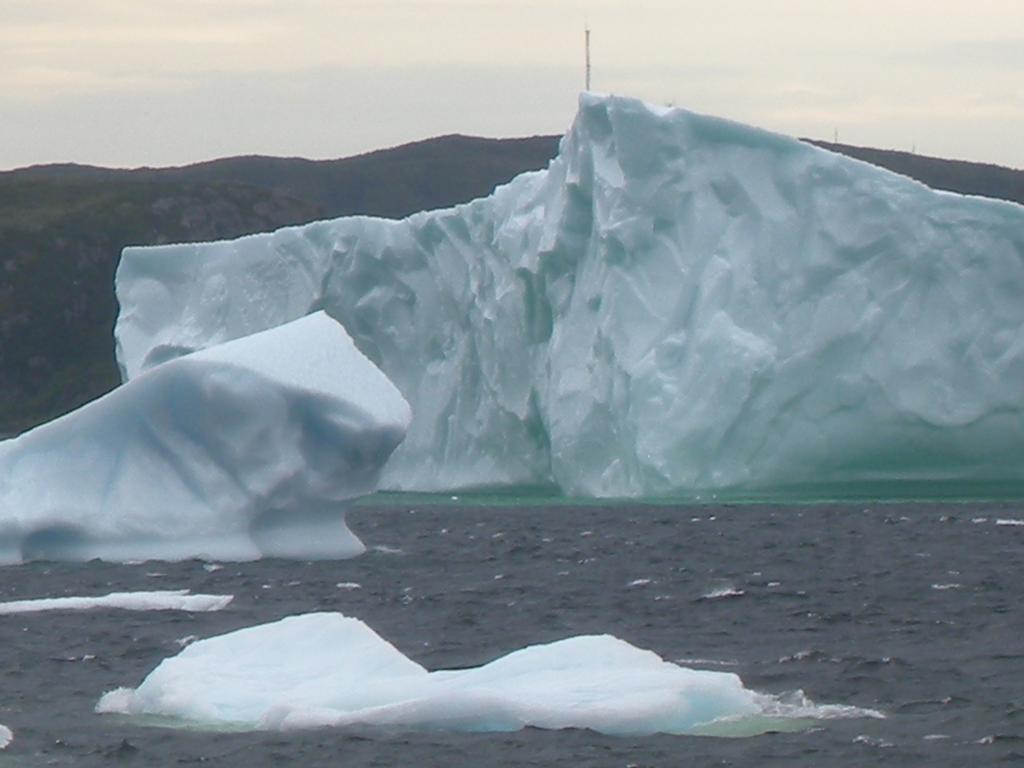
[1,0,1022,170]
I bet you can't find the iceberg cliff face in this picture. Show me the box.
[0,313,410,563]
[115,94,1024,499]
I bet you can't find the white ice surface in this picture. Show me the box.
[114,94,1024,499]
[0,724,10,750]
[0,590,232,615]
[96,612,879,736]
[0,312,410,563]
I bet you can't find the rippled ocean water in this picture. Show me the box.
[2,500,1023,767]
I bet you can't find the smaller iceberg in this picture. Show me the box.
[97,612,879,736]
[0,724,10,750]
[0,313,410,564]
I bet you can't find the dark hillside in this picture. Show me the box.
[805,140,1024,206]
[155,135,563,217]
[0,135,559,436]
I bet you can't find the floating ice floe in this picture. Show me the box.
[97,612,881,736]
[700,586,746,600]
[0,590,232,615]
[0,724,10,749]
[114,94,1024,500]
[0,313,410,564]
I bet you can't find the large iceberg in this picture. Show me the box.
[0,313,410,563]
[114,94,1024,499]
[97,612,876,735]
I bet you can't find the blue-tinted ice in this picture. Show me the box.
[113,95,1024,499]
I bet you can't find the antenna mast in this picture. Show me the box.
[585,26,591,91]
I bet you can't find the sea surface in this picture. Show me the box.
[1,500,1023,767]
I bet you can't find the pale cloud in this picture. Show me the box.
[921,37,1024,69]
[0,66,176,97]
[0,21,270,48]
[1,0,1023,168]
[0,63,578,169]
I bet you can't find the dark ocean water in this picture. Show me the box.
[1,500,1023,767]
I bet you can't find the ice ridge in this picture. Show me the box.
[114,94,1024,499]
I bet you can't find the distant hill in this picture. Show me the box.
[1,131,1021,437]
[0,178,325,437]
[7,134,562,220]
[804,140,1024,206]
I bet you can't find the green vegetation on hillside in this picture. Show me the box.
[0,178,325,436]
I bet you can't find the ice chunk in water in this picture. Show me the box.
[96,612,761,734]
